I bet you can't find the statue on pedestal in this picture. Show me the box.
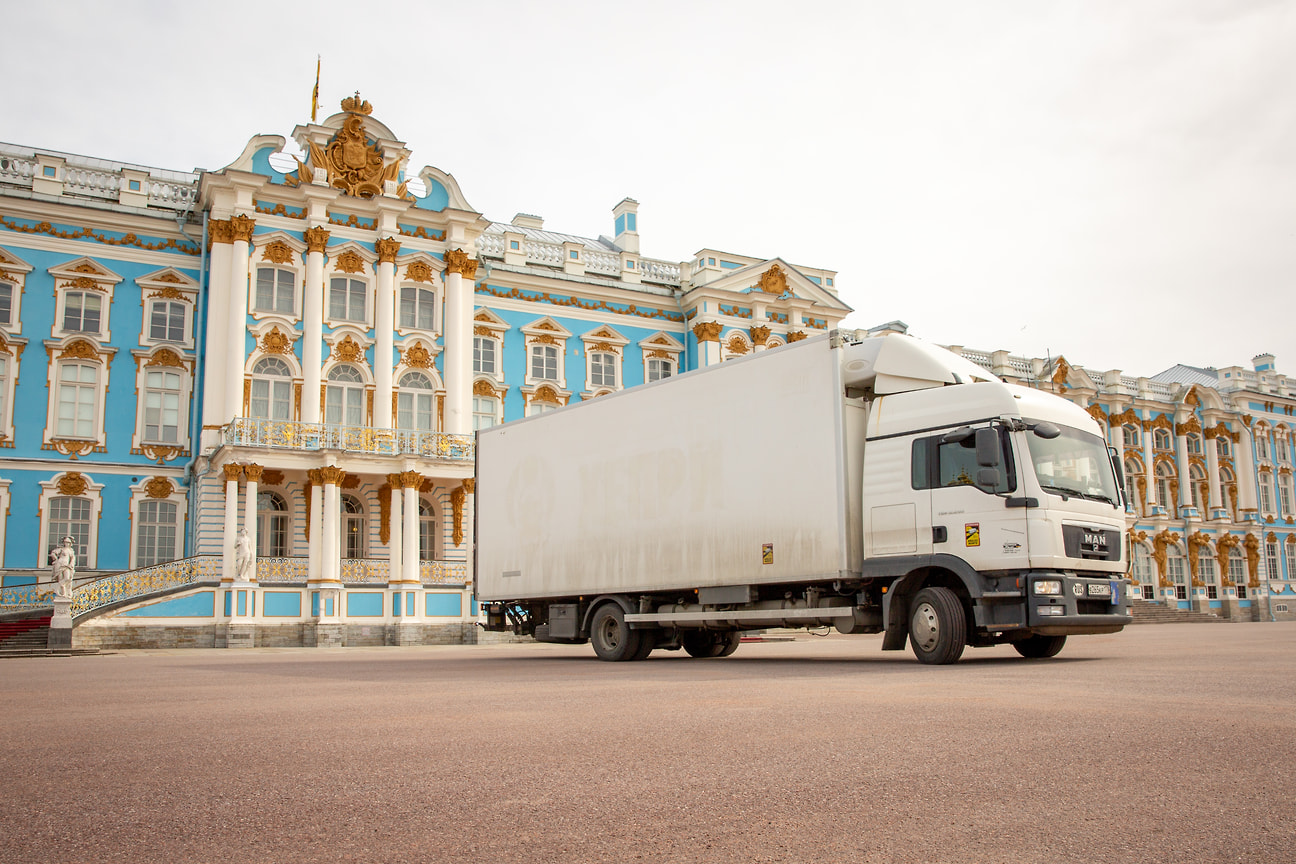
[49,536,77,599]
[235,528,253,582]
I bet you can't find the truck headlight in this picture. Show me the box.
[1033,579,1063,596]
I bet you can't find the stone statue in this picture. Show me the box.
[235,528,253,582]
[49,536,77,598]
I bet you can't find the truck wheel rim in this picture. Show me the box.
[912,602,939,652]
[599,618,619,649]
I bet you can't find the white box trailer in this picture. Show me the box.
[476,330,1129,663]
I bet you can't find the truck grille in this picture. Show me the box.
[1061,526,1122,562]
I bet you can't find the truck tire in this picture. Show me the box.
[631,631,656,661]
[1014,634,1066,658]
[908,586,966,665]
[681,631,740,658]
[590,604,643,662]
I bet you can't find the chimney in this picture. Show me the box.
[612,198,639,254]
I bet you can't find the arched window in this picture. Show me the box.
[341,494,365,559]
[1229,546,1248,599]
[136,500,178,568]
[250,357,292,420]
[1189,463,1207,509]
[1255,428,1271,460]
[1153,428,1171,450]
[1216,435,1230,458]
[1167,545,1187,600]
[1186,434,1202,456]
[1279,474,1294,516]
[256,491,288,557]
[1259,473,1275,514]
[418,499,436,562]
[396,371,435,431]
[1155,462,1175,511]
[47,496,92,561]
[325,364,365,426]
[1276,432,1291,464]
[1131,544,1153,600]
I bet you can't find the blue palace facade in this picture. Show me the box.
[0,94,1291,648]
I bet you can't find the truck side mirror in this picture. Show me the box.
[976,467,1001,489]
[975,428,1000,467]
[1031,421,1061,439]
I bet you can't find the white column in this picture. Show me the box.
[1175,430,1192,514]
[1206,435,1223,513]
[321,470,340,588]
[202,225,232,429]
[443,251,476,435]
[1143,422,1157,510]
[224,215,254,424]
[1237,426,1259,512]
[302,227,328,423]
[387,475,403,588]
[402,479,419,585]
[221,464,241,585]
[241,465,261,583]
[307,471,323,588]
[375,238,399,428]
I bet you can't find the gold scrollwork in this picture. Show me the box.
[375,237,401,264]
[144,477,174,499]
[0,214,199,256]
[444,248,479,278]
[405,260,435,283]
[58,472,88,496]
[304,226,330,253]
[692,321,723,343]
[335,250,366,274]
[261,241,295,264]
[756,264,788,295]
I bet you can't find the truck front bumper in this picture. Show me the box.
[1023,572,1131,634]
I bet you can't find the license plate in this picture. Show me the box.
[1087,583,1111,597]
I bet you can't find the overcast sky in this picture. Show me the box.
[10,0,1293,378]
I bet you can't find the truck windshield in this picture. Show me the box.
[1025,422,1119,506]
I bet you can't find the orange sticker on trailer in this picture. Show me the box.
[965,524,980,547]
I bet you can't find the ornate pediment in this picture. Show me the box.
[294,94,401,199]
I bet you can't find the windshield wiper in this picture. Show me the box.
[1039,483,1085,500]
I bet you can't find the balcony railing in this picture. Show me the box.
[225,419,474,460]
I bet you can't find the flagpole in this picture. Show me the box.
[311,56,320,122]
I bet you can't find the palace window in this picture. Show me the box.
[647,357,674,382]
[148,301,187,343]
[249,357,293,420]
[142,369,182,443]
[0,355,8,434]
[1266,538,1280,581]
[1186,434,1202,456]
[1259,474,1274,514]
[472,395,498,431]
[1280,475,1294,516]
[325,364,365,426]
[589,351,617,389]
[256,491,288,557]
[0,282,12,325]
[1276,433,1291,464]
[473,336,497,376]
[1154,463,1175,511]
[1216,436,1230,458]
[1131,544,1153,600]
[47,496,91,563]
[1256,429,1271,460]
[1229,546,1247,598]
[1167,546,1187,600]
[255,267,295,315]
[396,371,435,431]
[329,277,366,323]
[1153,428,1171,450]
[530,344,559,381]
[528,398,559,417]
[1199,554,1217,599]
[1286,540,1296,582]
[1122,459,1140,510]
[399,285,436,331]
[341,494,366,559]
[1188,463,1207,510]
[135,500,178,568]
[63,291,103,335]
[418,499,436,562]
[55,362,99,438]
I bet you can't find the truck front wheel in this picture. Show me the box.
[908,587,966,665]
[590,604,643,662]
[1014,634,1066,658]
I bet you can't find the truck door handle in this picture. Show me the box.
[933,526,947,544]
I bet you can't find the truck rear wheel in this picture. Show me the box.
[908,587,966,665]
[681,631,741,658]
[1014,634,1066,658]
[590,604,643,662]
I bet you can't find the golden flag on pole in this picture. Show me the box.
[311,56,320,122]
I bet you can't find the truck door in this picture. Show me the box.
[918,424,1028,572]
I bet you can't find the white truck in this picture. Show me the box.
[475,330,1129,664]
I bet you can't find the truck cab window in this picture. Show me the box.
[912,430,1015,494]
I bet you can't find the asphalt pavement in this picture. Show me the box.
[1,623,1293,863]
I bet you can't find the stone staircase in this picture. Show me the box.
[1128,598,1224,624]
[0,614,100,657]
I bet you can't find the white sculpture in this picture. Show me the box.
[49,536,77,599]
[235,528,253,581]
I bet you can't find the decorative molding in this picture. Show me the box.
[375,237,401,264]
[444,248,479,278]
[229,214,256,243]
[261,470,284,486]
[243,464,264,483]
[398,470,423,490]
[475,284,684,323]
[0,214,200,256]
[305,105,400,198]
[692,321,722,343]
[254,201,306,220]
[404,260,435,283]
[755,264,788,295]
[261,241,294,264]
[331,334,365,364]
[451,486,466,547]
[57,472,88,496]
[304,226,330,253]
[402,342,435,369]
[144,477,174,499]
[318,465,346,486]
[786,331,808,343]
[335,250,366,274]
[750,326,771,346]
[261,327,294,355]
[379,481,393,545]
[1151,530,1180,587]
[222,464,244,482]
[145,348,186,368]
[398,225,446,241]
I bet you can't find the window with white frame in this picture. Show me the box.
[135,500,178,568]
[63,291,103,335]
[1186,434,1202,456]
[1189,463,1206,509]
[55,362,99,438]
[1122,424,1140,449]
[1259,473,1274,514]
[0,354,8,434]
[1153,428,1171,450]
[530,344,559,381]
[1132,544,1153,599]
[1229,546,1246,586]
[142,369,182,443]
[148,301,187,343]
[1256,429,1271,460]
[400,285,436,331]
[257,491,289,557]
[472,395,498,431]
[528,400,559,417]
[329,277,366,323]
[1167,546,1187,599]
[589,351,617,389]
[255,267,295,315]
[1216,435,1230,458]
[249,357,293,420]
[397,371,435,431]
[341,494,365,559]
[473,336,497,376]
[325,364,365,426]
[1199,553,1218,599]
[1286,540,1296,582]
[1280,474,1294,516]
[647,356,674,382]
[1155,463,1175,510]
[418,499,436,562]
[1264,538,1278,580]
[47,497,92,563]
[0,282,12,326]
[1123,459,1140,509]
[1276,433,1291,464]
